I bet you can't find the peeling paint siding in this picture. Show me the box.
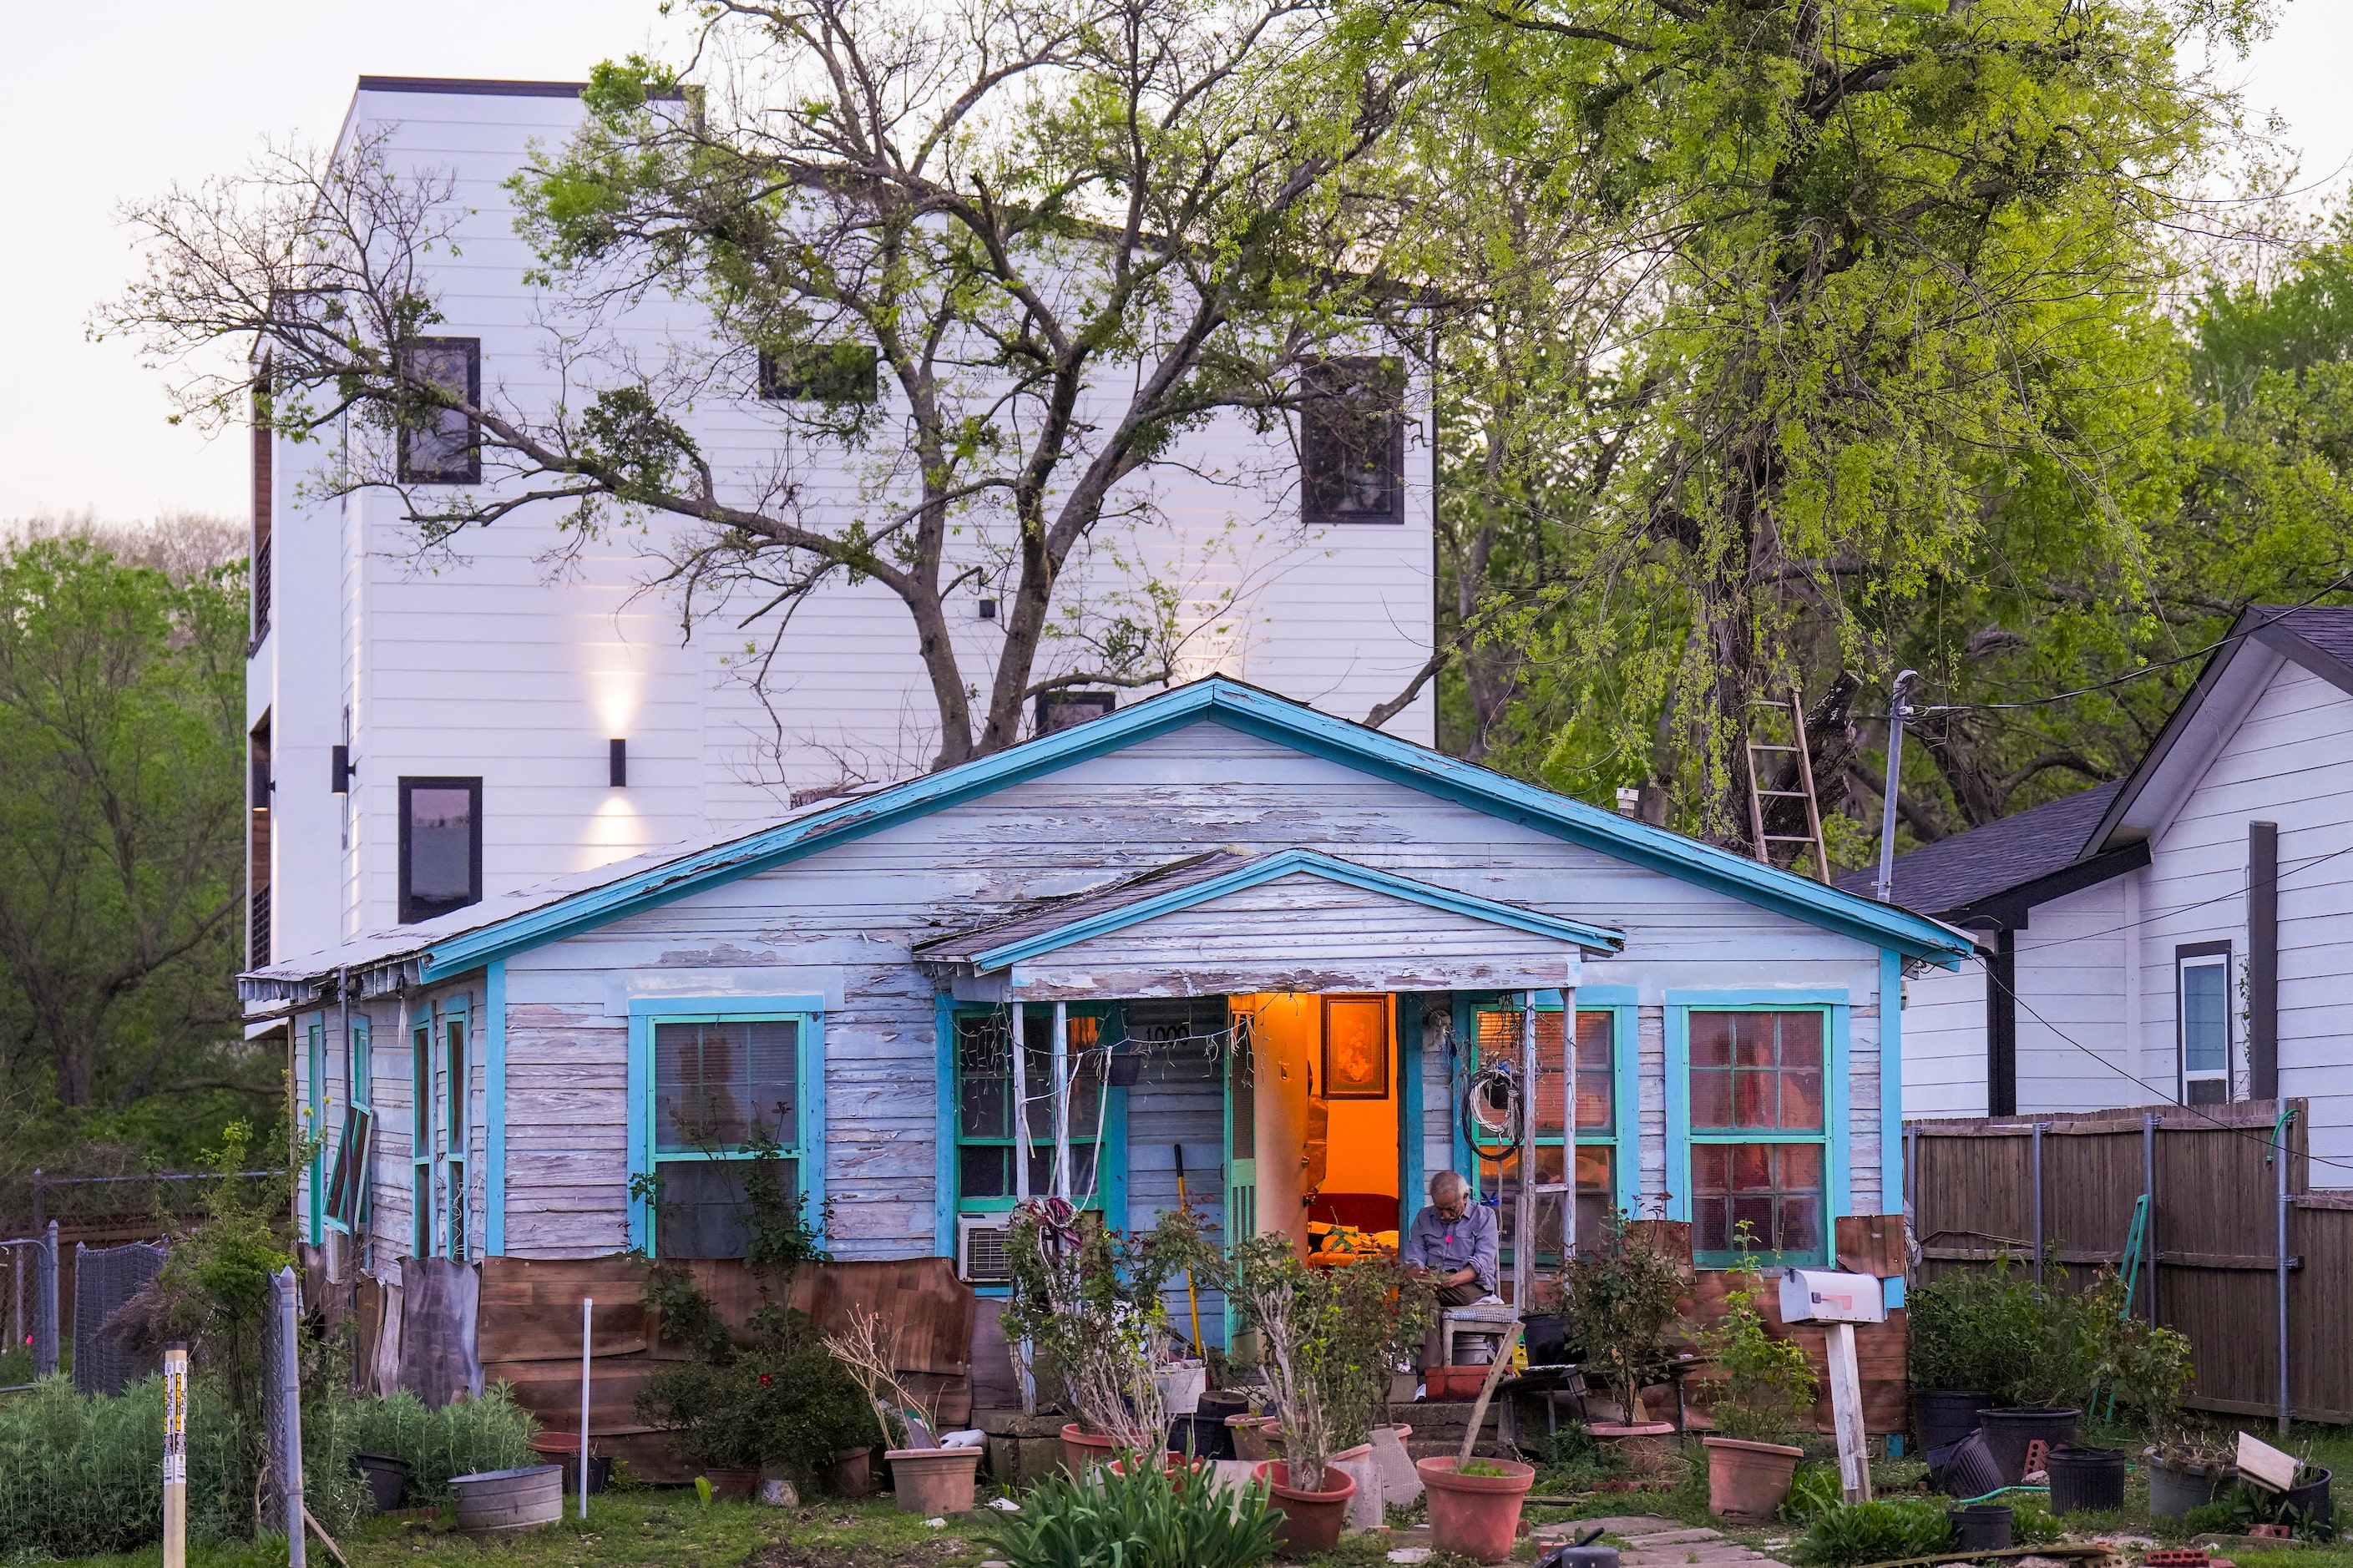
[473,723,1893,1259]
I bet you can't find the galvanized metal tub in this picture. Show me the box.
[449,1464,564,1535]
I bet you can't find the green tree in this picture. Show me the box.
[0,528,258,1142]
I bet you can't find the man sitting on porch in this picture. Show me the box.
[1402,1170,1502,1364]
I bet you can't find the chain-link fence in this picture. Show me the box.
[71,1242,166,1397]
[259,1267,306,1565]
[1,1227,59,1380]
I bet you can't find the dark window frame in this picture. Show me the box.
[1299,356,1406,525]
[757,342,881,404]
[2175,940,2234,1105]
[397,776,483,925]
[1035,689,1116,736]
[397,336,483,484]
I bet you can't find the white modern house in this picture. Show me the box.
[1860,606,2353,1185]
[246,76,1440,973]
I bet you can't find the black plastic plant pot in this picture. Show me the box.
[1976,1407,2081,1481]
[2047,1445,2127,1514]
[2281,1465,2334,1529]
[1953,1503,2013,1550]
[2147,1455,2236,1520]
[1926,1430,2006,1500]
[353,1452,411,1513]
[1912,1389,1988,1457]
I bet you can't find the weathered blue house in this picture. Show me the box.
[245,679,1968,1319]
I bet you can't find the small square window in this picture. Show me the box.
[1300,357,1404,524]
[758,343,880,403]
[1036,690,1116,735]
[397,338,482,484]
[397,776,482,924]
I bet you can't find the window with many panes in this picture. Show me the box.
[1688,1009,1827,1267]
[649,1016,805,1257]
[1468,1003,1619,1266]
[953,1008,1108,1211]
[324,1017,372,1232]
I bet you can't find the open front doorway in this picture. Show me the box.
[1225,994,1404,1259]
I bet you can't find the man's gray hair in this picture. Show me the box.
[1428,1169,1470,1201]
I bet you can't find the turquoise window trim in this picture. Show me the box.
[410,1007,433,1260]
[484,962,508,1257]
[625,995,827,1257]
[943,1002,1126,1225]
[1453,990,1633,1245]
[307,1016,326,1243]
[1880,950,1903,1220]
[1667,999,1847,1268]
[443,995,469,1262]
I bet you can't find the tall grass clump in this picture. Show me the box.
[337,1386,537,1507]
[0,1375,254,1557]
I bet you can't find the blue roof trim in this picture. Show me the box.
[416,679,1971,981]
[966,849,1626,972]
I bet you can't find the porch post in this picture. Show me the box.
[1516,991,1536,1313]
[1561,982,1578,1264]
[1051,1001,1071,1201]
[1012,1004,1030,1206]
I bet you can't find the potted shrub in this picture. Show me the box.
[1904,1268,2025,1454]
[1696,1237,1818,1522]
[1972,1267,2096,1482]
[1001,1200,1214,1474]
[1559,1211,1687,1469]
[1222,1233,1358,1557]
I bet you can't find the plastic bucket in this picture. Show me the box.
[1954,1504,2012,1550]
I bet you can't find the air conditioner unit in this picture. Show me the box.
[958,1214,1013,1284]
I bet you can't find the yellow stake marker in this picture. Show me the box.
[163,1342,189,1568]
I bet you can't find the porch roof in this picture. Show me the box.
[913,847,1625,999]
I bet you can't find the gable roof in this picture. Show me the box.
[1834,782,2125,920]
[913,848,1627,974]
[243,676,1971,1004]
[1853,604,2353,925]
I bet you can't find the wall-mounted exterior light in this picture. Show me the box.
[250,760,271,812]
[331,745,355,793]
[610,737,627,788]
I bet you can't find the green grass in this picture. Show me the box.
[43,1491,996,1568]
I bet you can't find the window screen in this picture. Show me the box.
[655,1020,801,1153]
[1687,1009,1829,1266]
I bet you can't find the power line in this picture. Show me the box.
[1966,952,2353,1177]
[1996,835,2353,956]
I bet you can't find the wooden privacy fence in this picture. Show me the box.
[1907,1098,2350,1425]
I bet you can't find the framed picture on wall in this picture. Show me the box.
[1321,994,1390,1099]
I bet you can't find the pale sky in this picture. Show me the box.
[3,0,2348,524]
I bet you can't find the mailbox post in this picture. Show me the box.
[1779,1269,1886,1504]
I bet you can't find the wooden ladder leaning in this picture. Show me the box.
[1745,689,1831,882]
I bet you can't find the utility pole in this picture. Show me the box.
[1875,670,1917,904]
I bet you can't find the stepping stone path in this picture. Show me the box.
[1531,1513,1794,1568]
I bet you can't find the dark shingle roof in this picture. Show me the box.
[1833,780,2122,917]
[2264,605,2353,668]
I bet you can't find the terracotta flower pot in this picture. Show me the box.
[1591,1419,1678,1479]
[1425,1364,1490,1399]
[1254,1459,1358,1558]
[1418,1455,1536,1564]
[1224,1413,1275,1461]
[888,1447,981,1515]
[1703,1436,1804,1523]
[829,1447,876,1499]
[1060,1422,1119,1476]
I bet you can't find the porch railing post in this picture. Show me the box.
[1516,991,1536,1316]
[1050,1001,1070,1201]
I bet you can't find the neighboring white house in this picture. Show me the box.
[247,77,1439,969]
[1859,606,2353,1186]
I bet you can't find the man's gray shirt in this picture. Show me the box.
[1401,1200,1500,1295]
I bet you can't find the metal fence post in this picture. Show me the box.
[35,1221,58,1378]
[2142,1113,2159,1326]
[276,1267,306,1567]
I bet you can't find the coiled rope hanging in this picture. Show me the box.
[1460,1060,1523,1160]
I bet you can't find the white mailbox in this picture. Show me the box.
[1779,1268,1888,1325]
